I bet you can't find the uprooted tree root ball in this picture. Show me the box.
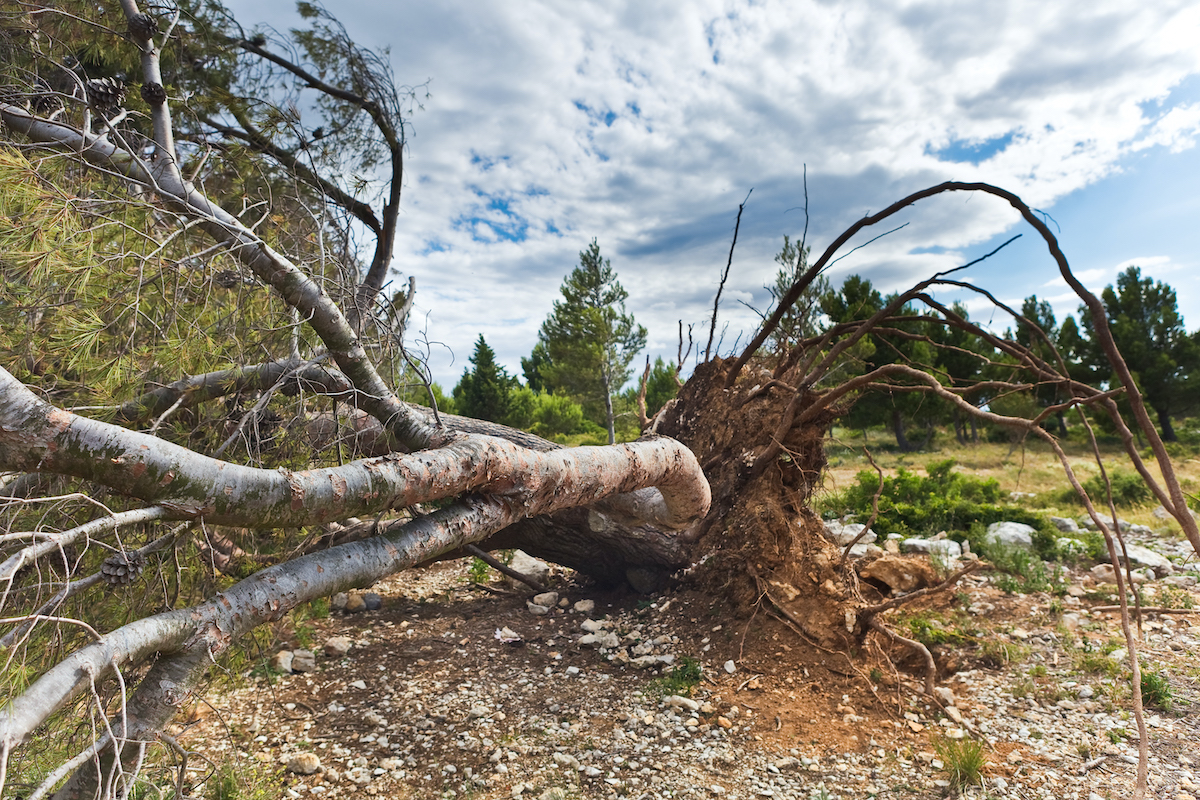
[656,358,861,650]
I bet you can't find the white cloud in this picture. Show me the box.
[1114,255,1173,273]
[228,0,1200,387]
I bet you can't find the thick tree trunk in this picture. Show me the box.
[891,407,914,451]
[1155,405,1178,443]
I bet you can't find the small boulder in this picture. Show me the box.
[506,550,550,587]
[532,591,559,607]
[859,554,938,593]
[270,650,294,673]
[985,522,1035,550]
[323,636,353,657]
[573,599,595,615]
[344,593,366,613]
[526,602,551,616]
[823,521,876,546]
[291,649,316,673]
[667,695,701,713]
[933,686,956,707]
[1119,544,1173,577]
[286,752,321,775]
[1154,505,1199,522]
[1051,516,1080,533]
[363,592,383,611]
[901,538,962,559]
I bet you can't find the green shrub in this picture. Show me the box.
[975,539,1065,594]
[1141,670,1173,712]
[1059,470,1152,508]
[900,611,973,647]
[823,459,1054,548]
[468,557,490,583]
[649,656,703,697]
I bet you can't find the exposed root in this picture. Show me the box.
[465,544,546,593]
[867,616,936,696]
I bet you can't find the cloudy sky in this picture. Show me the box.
[233,0,1200,389]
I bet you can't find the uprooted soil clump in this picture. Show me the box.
[656,358,863,650]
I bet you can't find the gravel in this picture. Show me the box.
[180,532,1199,800]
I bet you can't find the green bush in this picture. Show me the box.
[823,459,1054,548]
[649,656,703,697]
[1141,670,1173,712]
[1059,470,1152,508]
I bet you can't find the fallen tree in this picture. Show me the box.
[0,4,1196,800]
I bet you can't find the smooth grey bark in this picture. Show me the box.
[602,364,616,445]
[0,365,707,530]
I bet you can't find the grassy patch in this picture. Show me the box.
[897,610,975,648]
[648,656,702,697]
[978,638,1030,667]
[932,734,986,789]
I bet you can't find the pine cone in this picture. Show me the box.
[84,77,126,117]
[31,78,63,115]
[213,270,241,288]
[101,551,145,586]
[128,12,159,39]
[140,82,166,105]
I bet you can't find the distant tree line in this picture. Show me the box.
[816,265,1200,448]
[450,240,1198,451]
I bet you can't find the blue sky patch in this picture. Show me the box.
[470,151,511,171]
[927,130,1016,164]
[454,188,531,243]
[574,100,619,127]
[420,238,450,255]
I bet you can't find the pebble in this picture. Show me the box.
[723,660,736,674]
[573,599,595,615]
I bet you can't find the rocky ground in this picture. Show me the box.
[177,521,1200,800]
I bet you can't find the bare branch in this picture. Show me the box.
[706,189,751,361]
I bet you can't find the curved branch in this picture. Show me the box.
[198,112,383,235]
[0,507,169,586]
[0,450,703,763]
